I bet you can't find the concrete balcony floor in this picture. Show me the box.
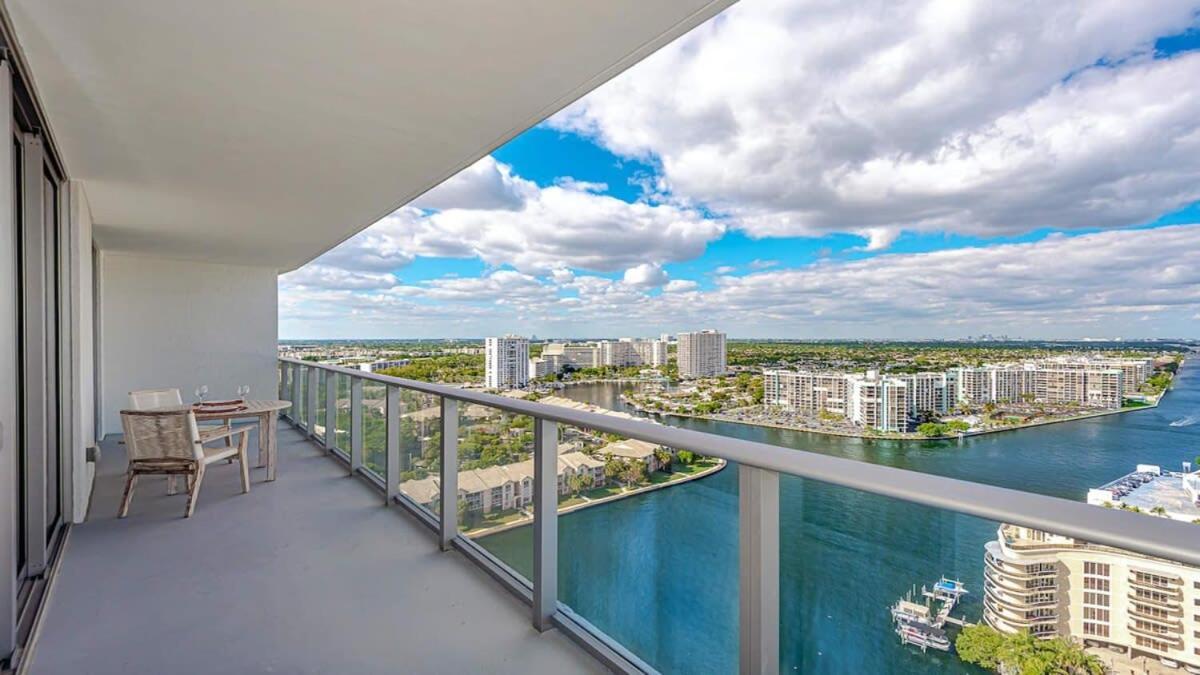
[30,425,604,674]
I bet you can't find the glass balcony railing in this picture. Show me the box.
[274,358,1200,675]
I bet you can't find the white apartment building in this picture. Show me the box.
[677,330,727,379]
[953,361,1126,409]
[485,336,530,389]
[599,338,669,368]
[763,370,849,417]
[984,524,1200,669]
[899,372,952,417]
[848,372,909,433]
[359,359,410,373]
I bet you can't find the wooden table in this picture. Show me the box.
[193,400,292,481]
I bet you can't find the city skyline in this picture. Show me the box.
[280,2,1200,340]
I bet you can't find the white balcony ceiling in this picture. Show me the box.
[5,0,733,270]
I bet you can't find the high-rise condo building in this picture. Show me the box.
[985,523,1199,667]
[677,330,727,379]
[598,338,669,368]
[485,335,529,389]
[847,371,909,432]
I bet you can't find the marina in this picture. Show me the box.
[891,578,971,653]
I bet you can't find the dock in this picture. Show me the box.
[891,577,974,653]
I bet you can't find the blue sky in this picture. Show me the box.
[280,2,1200,340]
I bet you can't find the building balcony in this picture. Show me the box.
[1126,606,1184,631]
[28,427,602,674]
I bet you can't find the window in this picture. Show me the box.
[1083,622,1110,637]
[1084,561,1110,576]
[1083,607,1109,622]
[1083,591,1110,606]
[1084,577,1110,592]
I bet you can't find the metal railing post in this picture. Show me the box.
[306,365,318,438]
[739,465,780,675]
[350,377,363,475]
[386,385,400,506]
[324,371,337,451]
[290,363,301,423]
[533,416,558,632]
[439,398,458,551]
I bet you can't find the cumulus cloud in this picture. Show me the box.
[623,262,670,288]
[284,224,1200,338]
[664,279,700,292]
[410,156,530,211]
[292,157,724,289]
[551,0,1200,247]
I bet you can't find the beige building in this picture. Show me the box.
[599,338,669,368]
[762,369,849,417]
[984,524,1200,669]
[542,342,601,369]
[677,330,727,379]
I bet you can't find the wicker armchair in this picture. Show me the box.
[118,409,251,518]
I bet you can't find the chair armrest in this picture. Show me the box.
[198,426,252,444]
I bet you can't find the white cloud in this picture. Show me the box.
[293,158,725,289]
[284,224,1200,338]
[664,279,700,292]
[551,0,1200,248]
[278,264,397,290]
[623,263,670,288]
[410,156,530,211]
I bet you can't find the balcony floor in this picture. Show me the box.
[31,425,604,674]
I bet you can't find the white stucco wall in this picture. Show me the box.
[68,181,95,522]
[97,252,278,435]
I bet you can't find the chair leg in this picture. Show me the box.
[238,435,251,494]
[119,471,137,518]
[167,474,178,495]
[185,465,205,518]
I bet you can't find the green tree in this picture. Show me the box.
[676,450,695,465]
[567,472,593,496]
[654,448,673,473]
[917,422,946,437]
[954,624,1004,670]
[619,459,647,487]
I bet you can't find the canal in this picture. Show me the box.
[480,363,1200,673]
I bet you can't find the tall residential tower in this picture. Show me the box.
[485,335,530,389]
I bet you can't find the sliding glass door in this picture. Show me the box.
[1,53,70,669]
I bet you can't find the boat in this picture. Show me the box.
[890,600,933,627]
[895,623,950,652]
[932,577,968,600]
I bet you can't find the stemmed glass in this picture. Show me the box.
[194,385,209,404]
[237,385,250,401]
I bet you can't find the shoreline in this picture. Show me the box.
[620,389,1170,443]
[468,458,727,538]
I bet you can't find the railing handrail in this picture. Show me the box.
[278,357,1200,567]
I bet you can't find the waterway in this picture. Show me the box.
[480,362,1200,674]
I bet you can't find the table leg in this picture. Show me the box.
[257,413,269,468]
[265,413,278,482]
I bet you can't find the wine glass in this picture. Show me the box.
[196,385,208,403]
[237,385,250,401]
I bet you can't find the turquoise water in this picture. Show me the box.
[480,363,1200,674]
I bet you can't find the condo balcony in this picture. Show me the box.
[4,3,1200,675]
[1126,606,1184,631]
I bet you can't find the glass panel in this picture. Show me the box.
[362,381,386,476]
[454,403,534,559]
[296,366,308,428]
[333,373,351,452]
[313,369,328,442]
[397,390,442,517]
[534,426,734,672]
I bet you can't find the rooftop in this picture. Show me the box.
[1089,465,1200,521]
